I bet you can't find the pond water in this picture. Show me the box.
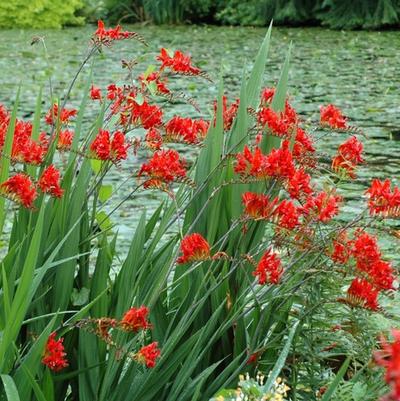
[0,25,399,258]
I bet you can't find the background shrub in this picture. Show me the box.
[0,0,84,29]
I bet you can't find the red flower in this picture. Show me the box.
[157,48,201,75]
[274,199,300,229]
[177,233,211,264]
[257,107,289,137]
[320,104,347,129]
[366,179,400,217]
[260,87,275,104]
[110,131,129,160]
[90,129,129,161]
[90,85,102,100]
[94,20,140,42]
[90,129,110,160]
[330,231,351,264]
[57,129,74,151]
[107,84,123,101]
[165,116,209,144]
[263,143,296,179]
[42,332,68,372]
[140,72,170,94]
[351,231,395,291]
[332,136,364,178]
[0,173,37,208]
[253,249,283,285]
[369,259,395,291]
[38,165,64,198]
[241,192,277,220]
[375,330,400,401]
[45,104,77,125]
[0,120,46,165]
[234,146,267,179]
[286,168,313,200]
[303,191,342,223]
[347,277,379,310]
[234,144,295,180]
[214,96,240,131]
[291,128,316,167]
[145,128,163,150]
[125,100,163,130]
[120,306,151,332]
[135,342,160,368]
[138,149,186,189]
[352,231,381,267]
[246,351,262,365]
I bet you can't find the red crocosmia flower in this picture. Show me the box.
[145,128,163,150]
[110,131,129,160]
[257,107,289,137]
[338,136,363,164]
[264,143,296,179]
[125,100,163,130]
[0,120,46,166]
[120,306,151,332]
[253,249,283,285]
[94,20,140,42]
[370,259,395,291]
[42,332,68,372]
[332,136,364,178]
[165,116,209,144]
[140,72,170,94]
[0,104,10,124]
[366,179,400,217]
[351,230,395,291]
[303,191,342,223]
[157,48,201,75]
[374,330,400,401]
[330,231,351,265]
[235,144,295,181]
[90,129,129,161]
[260,87,275,104]
[177,233,211,264]
[90,129,111,160]
[57,129,74,151]
[38,165,64,198]
[320,104,347,129]
[246,350,262,365]
[90,85,102,100]
[0,173,37,208]
[347,277,379,310]
[135,342,161,368]
[139,103,163,129]
[284,101,298,125]
[138,149,186,189]
[234,146,267,179]
[45,104,77,125]
[274,199,300,229]
[352,230,381,267]
[286,168,313,200]
[213,96,240,131]
[107,84,123,101]
[241,192,277,220]
[39,132,50,150]
[290,128,316,167]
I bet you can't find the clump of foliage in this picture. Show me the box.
[0,0,84,29]
[0,19,399,401]
[96,0,400,29]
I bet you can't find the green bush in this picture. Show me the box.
[0,0,84,29]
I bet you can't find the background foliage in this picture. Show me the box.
[0,0,84,29]
[1,0,400,29]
